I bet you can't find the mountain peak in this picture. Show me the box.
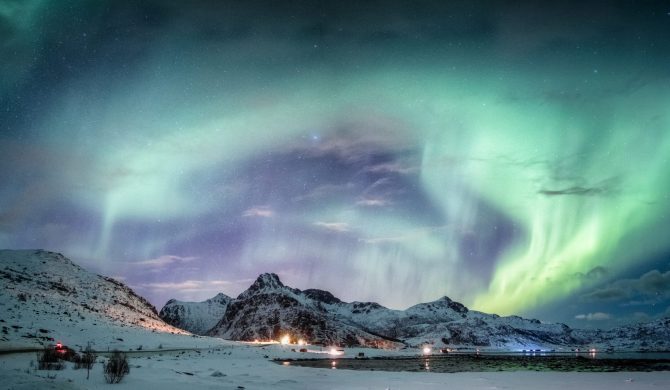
[237,273,285,299]
[209,292,232,303]
[406,295,469,315]
[437,296,468,313]
[254,272,283,288]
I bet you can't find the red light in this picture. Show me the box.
[56,343,62,349]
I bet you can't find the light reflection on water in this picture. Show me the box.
[279,352,670,373]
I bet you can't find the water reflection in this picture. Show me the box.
[279,352,670,373]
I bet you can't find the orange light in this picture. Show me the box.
[297,339,305,346]
[280,335,290,345]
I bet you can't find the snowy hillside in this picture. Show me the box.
[159,293,231,335]
[0,249,194,351]
[170,273,670,351]
[573,318,670,351]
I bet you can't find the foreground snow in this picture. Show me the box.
[2,338,670,390]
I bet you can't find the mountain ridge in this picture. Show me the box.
[163,272,670,351]
[2,250,667,352]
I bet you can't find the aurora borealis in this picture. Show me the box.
[1,0,669,327]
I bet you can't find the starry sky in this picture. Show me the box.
[1,0,670,328]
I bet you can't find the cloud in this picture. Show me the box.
[360,225,449,244]
[131,277,257,304]
[352,176,405,209]
[538,186,607,196]
[581,287,628,301]
[573,266,609,281]
[314,221,350,233]
[363,177,393,194]
[538,177,619,197]
[585,266,608,279]
[359,177,404,201]
[134,255,198,268]
[620,299,659,307]
[581,270,670,302]
[356,197,391,207]
[242,206,275,218]
[364,162,418,175]
[637,270,670,294]
[289,119,416,165]
[292,182,355,202]
[575,312,611,321]
[134,279,239,292]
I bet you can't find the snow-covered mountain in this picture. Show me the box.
[167,273,670,351]
[207,274,399,348]
[4,249,666,352]
[573,317,670,351]
[178,273,582,349]
[0,249,189,351]
[159,292,231,335]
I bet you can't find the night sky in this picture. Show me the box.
[2,0,669,328]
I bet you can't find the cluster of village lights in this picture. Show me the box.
[279,335,307,346]
[277,334,344,355]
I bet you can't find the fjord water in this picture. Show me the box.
[281,352,670,373]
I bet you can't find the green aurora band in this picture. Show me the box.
[59,66,670,314]
[2,1,669,318]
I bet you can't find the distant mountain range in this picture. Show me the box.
[1,249,667,352]
[161,273,670,351]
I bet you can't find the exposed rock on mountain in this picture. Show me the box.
[207,273,398,348]
[167,273,670,351]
